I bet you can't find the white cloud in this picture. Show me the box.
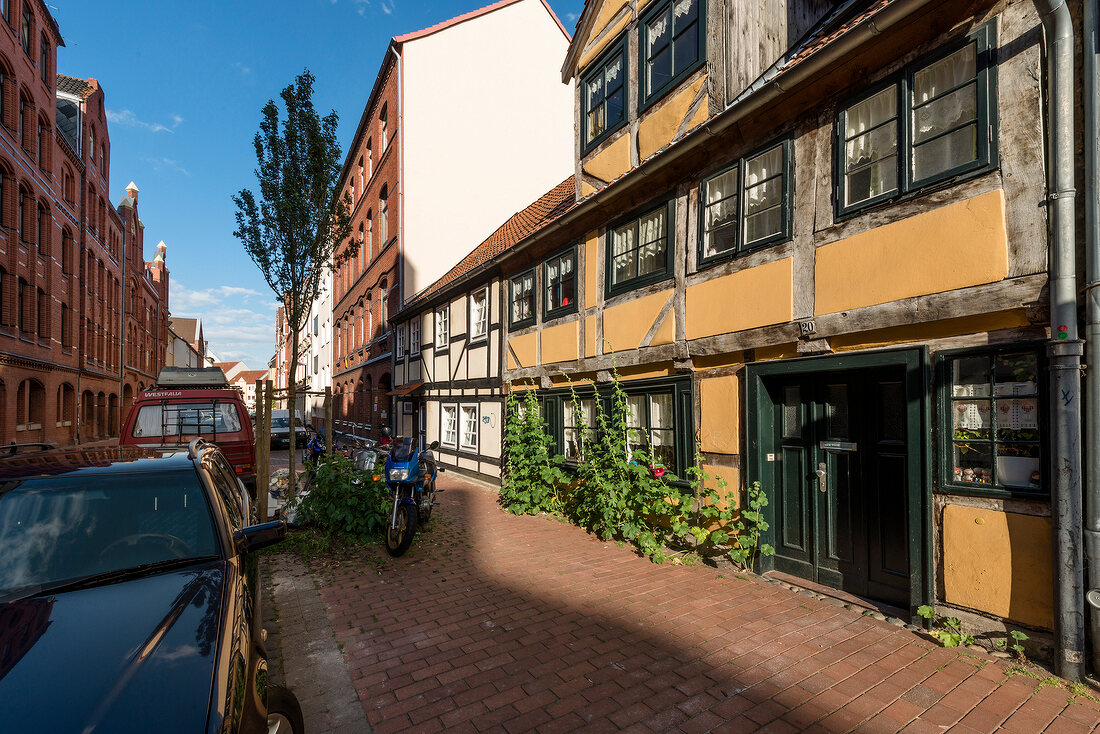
[380,0,394,15]
[232,62,251,74]
[171,282,278,367]
[140,156,190,177]
[106,108,183,133]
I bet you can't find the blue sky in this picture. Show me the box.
[51,0,584,369]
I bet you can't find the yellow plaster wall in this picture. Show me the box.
[584,315,597,357]
[638,76,706,161]
[686,258,793,340]
[603,290,672,353]
[830,311,1032,352]
[507,332,537,370]
[702,464,739,503]
[650,309,675,346]
[584,233,599,309]
[582,134,632,184]
[578,9,631,71]
[581,180,598,197]
[815,190,1010,316]
[541,321,579,365]
[943,505,1054,630]
[700,375,739,454]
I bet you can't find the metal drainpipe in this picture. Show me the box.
[1082,0,1100,675]
[1036,0,1085,681]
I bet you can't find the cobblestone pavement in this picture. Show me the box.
[262,552,372,733]
[301,472,1100,734]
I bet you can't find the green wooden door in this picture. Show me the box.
[765,368,910,608]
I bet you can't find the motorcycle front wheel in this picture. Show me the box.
[384,502,417,557]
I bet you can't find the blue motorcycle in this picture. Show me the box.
[381,429,443,556]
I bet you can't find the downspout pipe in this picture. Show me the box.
[1036,0,1085,681]
[1082,0,1100,675]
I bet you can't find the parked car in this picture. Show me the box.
[269,410,307,450]
[0,440,303,733]
[120,367,257,496]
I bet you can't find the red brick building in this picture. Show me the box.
[0,2,167,447]
[330,51,399,440]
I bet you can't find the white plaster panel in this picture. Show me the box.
[401,0,573,301]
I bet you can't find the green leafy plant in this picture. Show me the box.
[564,370,683,562]
[916,605,975,648]
[289,453,390,537]
[499,386,568,515]
[1009,629,1030,658]
[726,481,775,571]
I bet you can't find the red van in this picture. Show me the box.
[120,367,257,493]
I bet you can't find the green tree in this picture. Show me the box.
[233,69,354,503]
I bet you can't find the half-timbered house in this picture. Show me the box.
[488,0,1075,664]
[391,178,575,480]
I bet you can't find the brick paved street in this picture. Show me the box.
[306,473,1100,733]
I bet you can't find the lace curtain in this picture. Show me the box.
[744,146,784,244]
[912,44,978,180]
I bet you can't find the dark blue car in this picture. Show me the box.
[0,441,303,733]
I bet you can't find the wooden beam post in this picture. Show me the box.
[325,385,334,457]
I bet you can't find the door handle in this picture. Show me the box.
[815,463,827,493]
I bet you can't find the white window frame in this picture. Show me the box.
[460,404,479,451]
[435,306,449,349]
[410,316,421,355]
[469,286,489,342]
[441,404,458,447]
[396,321,406,356]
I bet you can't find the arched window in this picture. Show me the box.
[16,378,44,428]
[379,279,388,328]
[40,32,49,86]
[61,228,72,273]
[357,156,364,197]
[36,287,47,339]
[366,295,373,342]
[37,201,48,256]
[20,4,30,56]
[379,103,388,153]
[365,212,373,264]
[378,186,388,244]
[357,224,365,271]
[366,138,373,179]
[18,184,27,241]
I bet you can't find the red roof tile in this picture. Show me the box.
[406,176,576,307]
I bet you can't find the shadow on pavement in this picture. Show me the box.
[308,474,1096,733]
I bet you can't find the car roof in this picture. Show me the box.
[0,446,196,481]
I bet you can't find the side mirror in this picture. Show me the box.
[381,427,392,438]
[234,520,287,554]
[428,440,440,450]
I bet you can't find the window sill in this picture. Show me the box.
[544,304,578,322]
[934,483,1047,501]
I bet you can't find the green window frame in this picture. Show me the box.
[698,139,793,266]
[581,37,628,154]
[509,268,536,329]
[543,246,577,320]
[606,199,674,297]
[537,375,694,482]
[938,344,1046,498]
[639,0,706,111]
[836,21,997,217]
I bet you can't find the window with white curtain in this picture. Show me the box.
[544,248,576,318]
[837,23,994,215]
[609,202,672,294]
[442,404,458,446]
[699,140,791,265]
[563,398,596,461]
[581,39,627,151]
[640,0,703,108]
[460,405,478,450]
[410,316,421,355]
[435,306,449,349]
[509,270,535,327]
[625,392,677,472]
[470,287,488,340]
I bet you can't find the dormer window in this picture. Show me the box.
[640,0,705,109]
[581,38,626,153]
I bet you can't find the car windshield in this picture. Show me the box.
[0,472,220,597]
[271,417,290,428]
[132,402,242,438]
[390,437,416,463]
